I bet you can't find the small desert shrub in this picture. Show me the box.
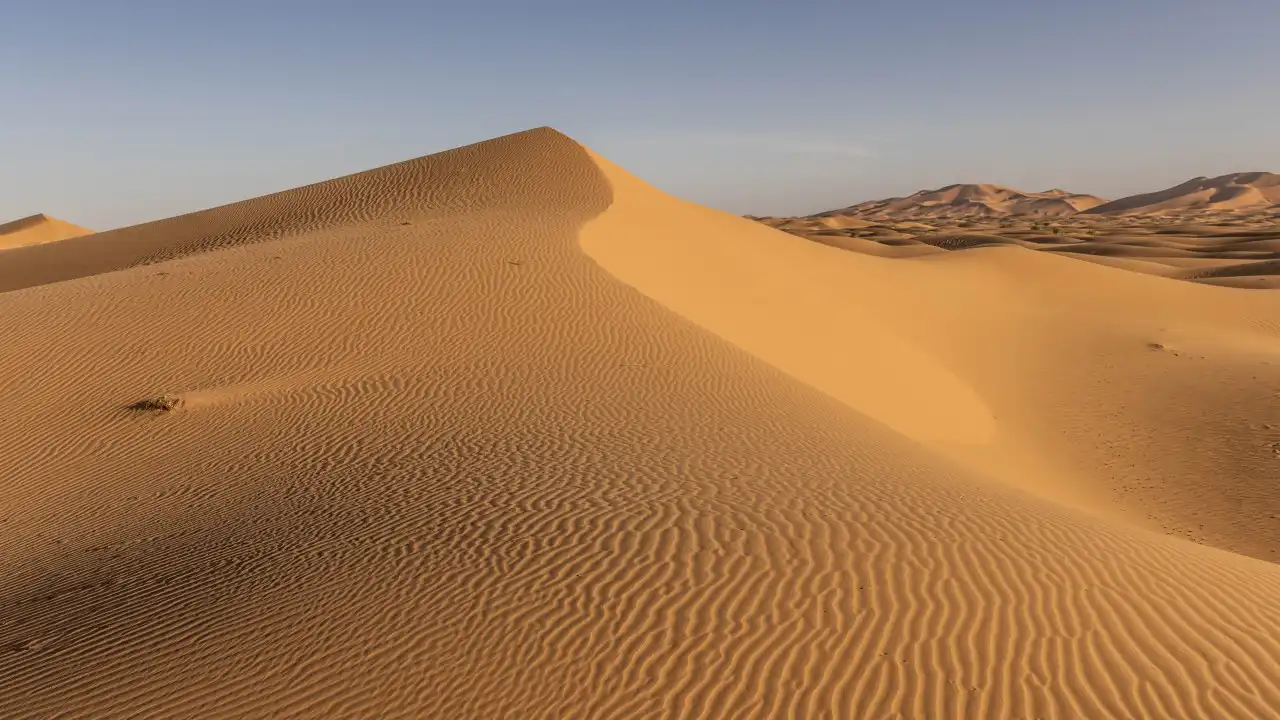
[130,394,182,412]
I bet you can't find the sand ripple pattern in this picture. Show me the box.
[1,129,1279,718]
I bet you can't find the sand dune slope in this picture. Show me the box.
[588,153,1280,562]
[0,214,92,250]
[820,183,1108,220]
[1086,172,1280,215]
[0,142,540,293]
[3,129,1280,719]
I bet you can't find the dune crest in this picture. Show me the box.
[1086,171,1280,215]
[2,128,1280,719]
[0,214,92,250]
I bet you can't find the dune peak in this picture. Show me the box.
[1087,171,1280,215]
[0,213,93,250]
[812,182,1108,220]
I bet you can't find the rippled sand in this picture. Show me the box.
[2,129,1279,719]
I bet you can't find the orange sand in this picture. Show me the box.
[1,129,1279,719]
[0,214,92,250]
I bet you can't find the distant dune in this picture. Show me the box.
[1086,171,1280,215]
[792,172,1280,223]
[0,213,92,250]
[758,172,1280,288]
[817,183,1109,220]
[756,211,1280,289]
[3,128,1280,719]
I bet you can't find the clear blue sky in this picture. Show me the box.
[3,0,1278,230]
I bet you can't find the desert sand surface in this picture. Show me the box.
[759,188,1280,289]
[0,214,92,251]
[2,128,1280,719]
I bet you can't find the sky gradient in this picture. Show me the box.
[3,0,1279,231]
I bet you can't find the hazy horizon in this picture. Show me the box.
[3,0,1279,231]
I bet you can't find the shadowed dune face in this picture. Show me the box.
[3,129,1280,719]
[0,214,93,250]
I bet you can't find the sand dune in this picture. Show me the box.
[0,214,92,251]
[816,183,1108,220]
[3,128,1280,719]
[1087,172,1280,216]
[762,173,1280,288]
[761,213,1280,288]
